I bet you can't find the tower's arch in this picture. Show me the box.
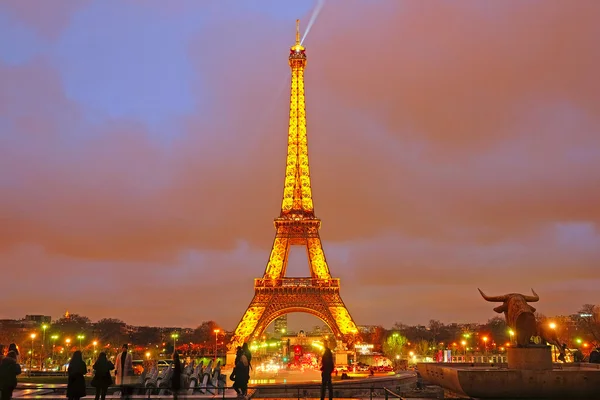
[250,307,340,340]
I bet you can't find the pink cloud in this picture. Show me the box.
[0,0,89,40]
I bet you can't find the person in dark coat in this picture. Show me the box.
[0,351,22,400]
[233,346,249,398]
[320,345,334,400]
[231,347,244,396]
[7,344,19,364]
[92,352,114,400]
[242,343,252,369]
[67,350,88,400]
[171,352,181,400]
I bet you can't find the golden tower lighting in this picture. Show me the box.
[229,20,358,350]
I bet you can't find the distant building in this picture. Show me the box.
[357,325,380,334]
[274,315,288,335]
[24,315,52,324]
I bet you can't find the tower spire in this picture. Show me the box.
[283,19,310,216]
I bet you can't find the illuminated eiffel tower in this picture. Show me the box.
[229,21,358,352]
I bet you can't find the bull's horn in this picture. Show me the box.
[523,288,540,302]
[478,288,508,302]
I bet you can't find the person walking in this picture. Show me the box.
[0,351,21,400]
[67,351,88,400]
[171,352,181,400]
[230,347,245,397]
[236,346,250,398]
[114,344,133,399]
[320,345,334,400]
[91,352,114,400]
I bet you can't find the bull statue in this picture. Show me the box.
[478,288,566,362]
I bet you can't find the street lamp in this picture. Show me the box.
[65,338,72,359]
[482,337,488,355]
[77,335,85,350]
[41,324,48,368]
[93,341,98,360]
[171,333,179,351]
[51,335,59,364]
[461,340,467,358]
[214,329,220,360]
[30,333,36,372]
[508,330,515,345]
[549,323,557,361]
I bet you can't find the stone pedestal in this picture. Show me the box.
[507,346,552,370]
[335,351,348,366]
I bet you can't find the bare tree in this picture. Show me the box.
[576,304,600,344]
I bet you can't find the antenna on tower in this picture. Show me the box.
[295,19,300,45]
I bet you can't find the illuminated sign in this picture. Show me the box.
[354,344,374,353]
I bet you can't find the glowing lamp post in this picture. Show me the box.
[171,333,179,351]
[65,338,72,360]
[549,322,557,361]
[461,340,467,358]
[508,330,515,345]
[482,337,488,355]
[51,335,59,364]
[41,324,48,368]
[77,335,85,351]
[30,333,36,372]
[93,341,98,360]
[214,329,220,360]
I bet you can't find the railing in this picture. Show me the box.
[254,278,340,288]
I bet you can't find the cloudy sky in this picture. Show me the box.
[1,0,599,331]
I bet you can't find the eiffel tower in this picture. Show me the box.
[229,21,358,351]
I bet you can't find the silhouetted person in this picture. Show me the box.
[590,347,600,364]
[242,342,252,371]
[115,344,133,399]
[171,352,181,400]
[0,351,21,400]
[320,346,334,400]
[233,343,250,397]
[231,346,244,396]
[92,352,114,400]
[67,350,88,400]
[7,344,19,364]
